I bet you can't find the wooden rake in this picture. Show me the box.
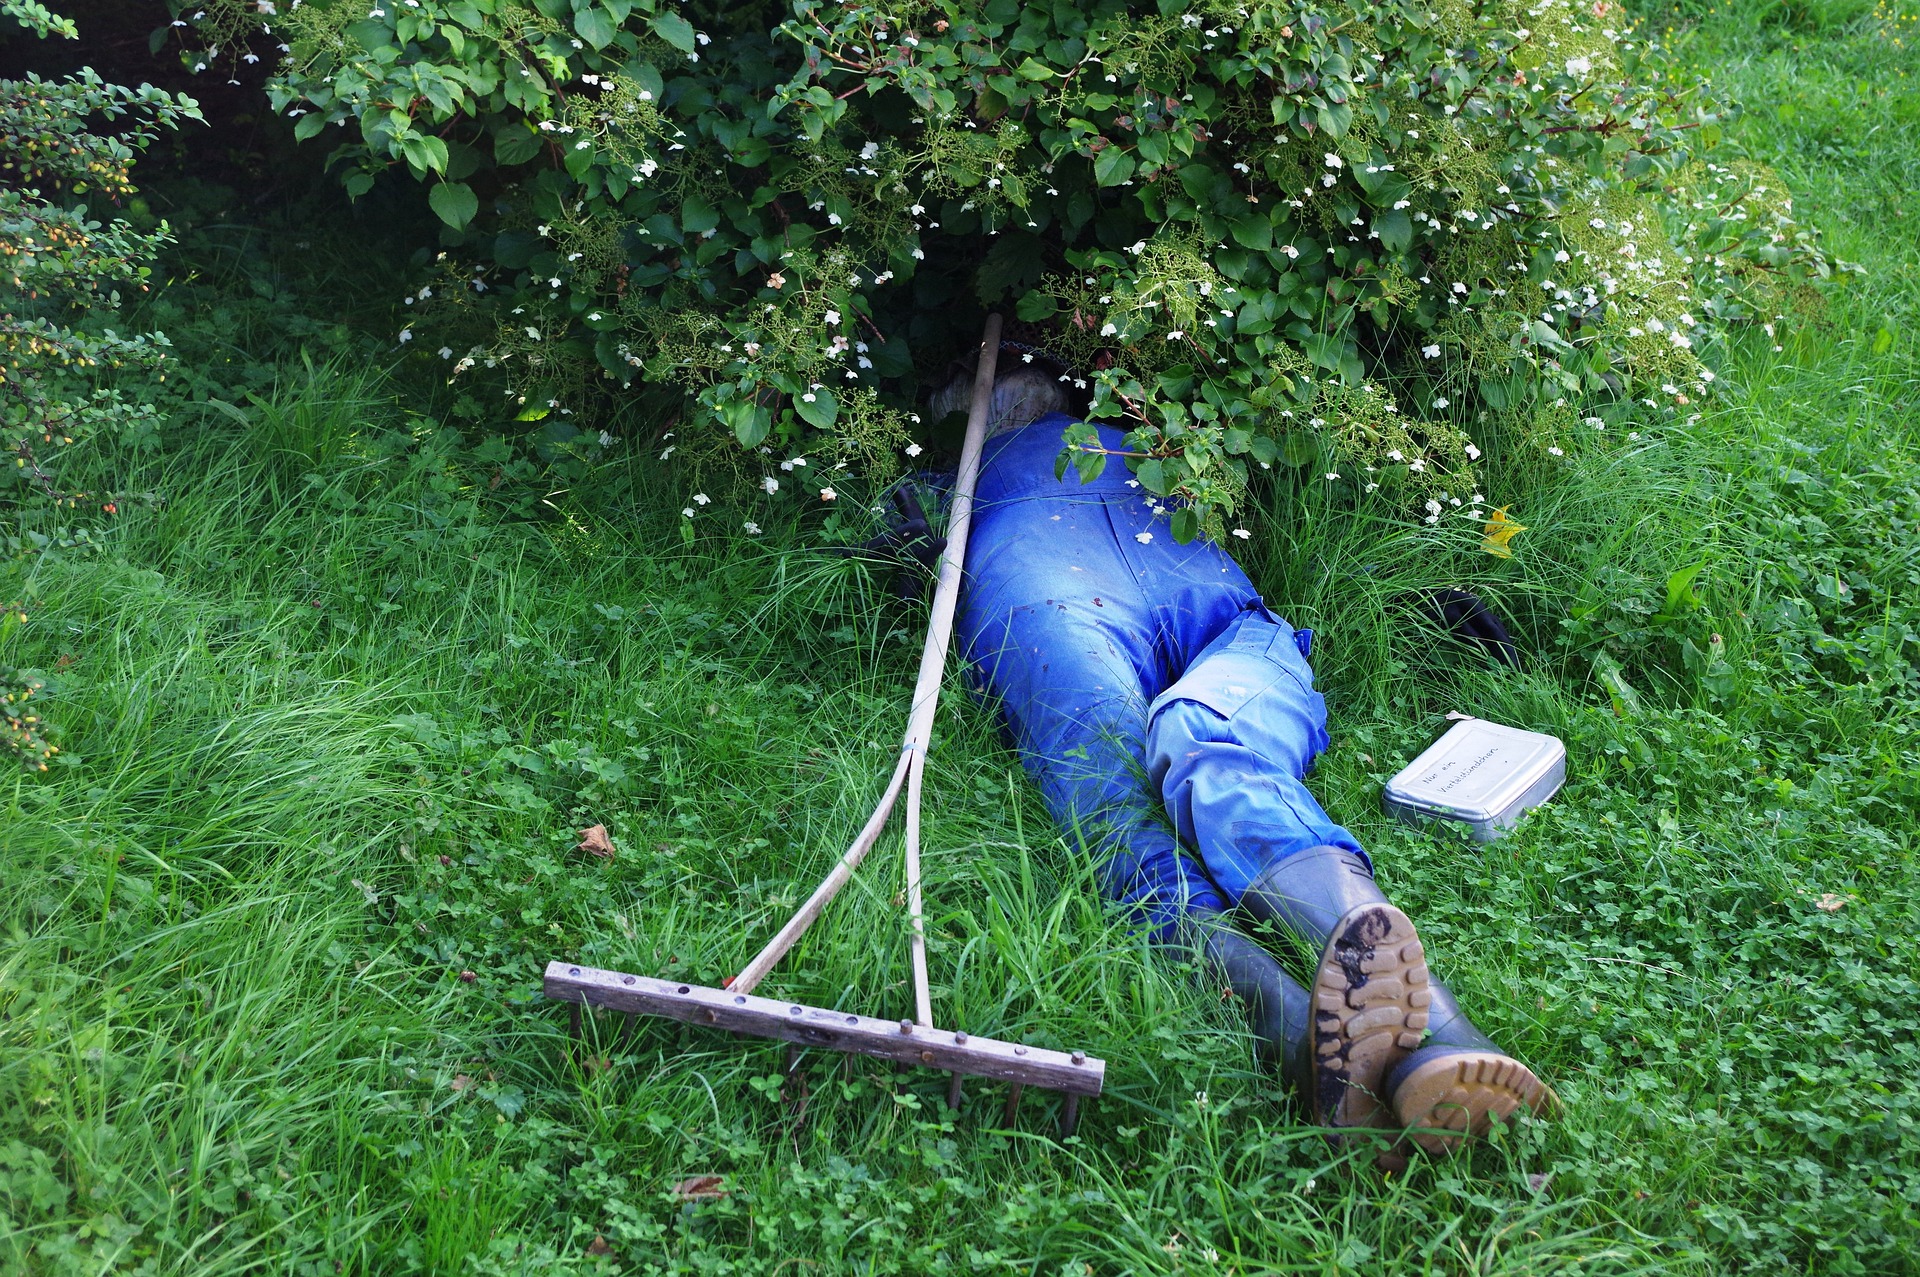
[544,314,1106,1136]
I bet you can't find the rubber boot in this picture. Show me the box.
[1194,924,1313,1084]
[1238,845,1431,1129]
[1384,976,1559,1155]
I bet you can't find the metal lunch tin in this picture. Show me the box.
[1381,717,1567,842]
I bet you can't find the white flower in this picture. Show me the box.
[761,477,779,493]
[905,443,923,458]
[1134,531,1153,544]
[1231,528,1252,540]
[681,507,695,518]
[1433,397,1450,408]
[692,493,711,505]
[1323,152,1344,168]
[1422,344,1441,358]
[525,327,542,341]
[1325,471,1340,481]
[1566,55,1593,76]
[598,431,615,447]
[1465,443,1481,459]
[1280,244,1300,259]
[438,346,453,359]
[743,521,762,535]
[824,309,841,325]
[1451,282,1468,295]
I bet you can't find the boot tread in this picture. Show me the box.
[1391,1048,1556,1156]
[1308,903,1430,1130]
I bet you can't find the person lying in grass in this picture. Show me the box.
[932,352,1556,1154]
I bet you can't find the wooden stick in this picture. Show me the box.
[547,962,1105,1096]
[901,315,1003,1026]
[731,315,1004,1000]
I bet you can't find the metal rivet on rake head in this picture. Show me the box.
[954,1031,968,1044]
[677,985,690,994]
[790,1006,803,1015]
[846,1015,857,1025]
[1071,1050,1086,1066]
[1013,1045,1028,1056]
[920,1050,934,1064]
[622,976,635,985]
[569,967,581,976]
[734,995,747,1005]
[899,1020,914,1035]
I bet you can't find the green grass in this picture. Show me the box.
[4,1,1920,1272]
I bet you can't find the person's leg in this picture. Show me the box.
[1146,608,1553,1143]
[1145,608,1430,1128]
[960,584,1227,937]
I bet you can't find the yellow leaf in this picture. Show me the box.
[1482,506,1526,558]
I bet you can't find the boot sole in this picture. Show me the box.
[1309,903,1430,1129]
[1391,1050,1557,1155]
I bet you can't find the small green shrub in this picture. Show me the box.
[0,0,199,769]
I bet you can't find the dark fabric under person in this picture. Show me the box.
[934,359,1556,1151]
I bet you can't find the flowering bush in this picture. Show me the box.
[182,0,1837,535]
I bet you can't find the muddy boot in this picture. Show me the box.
[1385,976,1559,1155]
[1238,846,1431,1129]
[1194,924,1313,1083]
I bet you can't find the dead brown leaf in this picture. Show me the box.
[1815,893,1848,912]
[450,1074,472,1092]
[586,1235,611,1256]
[671,1174,729,1201]
[577,824,616,859]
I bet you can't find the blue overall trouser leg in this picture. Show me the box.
[956,415,1365,938]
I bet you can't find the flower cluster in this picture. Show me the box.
[183,0,1840,535]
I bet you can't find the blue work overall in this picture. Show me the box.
[955,414,1366,937]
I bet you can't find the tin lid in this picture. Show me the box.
[1384,718,1566,822]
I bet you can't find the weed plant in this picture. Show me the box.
[2,0,1918,1272]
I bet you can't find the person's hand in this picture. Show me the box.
[826,483,947,601]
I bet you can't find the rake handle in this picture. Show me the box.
[729,314,1004,998]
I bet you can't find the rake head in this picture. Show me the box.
[545,961,1105,1136]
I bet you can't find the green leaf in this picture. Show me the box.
[400,133,450,175]
[293,113,329,142]
[722,399,772,448]
[495,125,542,166]
[1658,562,1706,619]
[651,10,696,53]
[574,5,617,48]
[1871,326,1895,355]
[1229,216,1272,251]
[1375,208,1411,253]
[428,180,480,229]
[1136,458,1167,494]
[1170,507,1200,544]
[1015,57,1055,81]
[1015,291,1060,322]
[794,387,837,429]
[1302,332,1346,372]
[1092,146,1135,187]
